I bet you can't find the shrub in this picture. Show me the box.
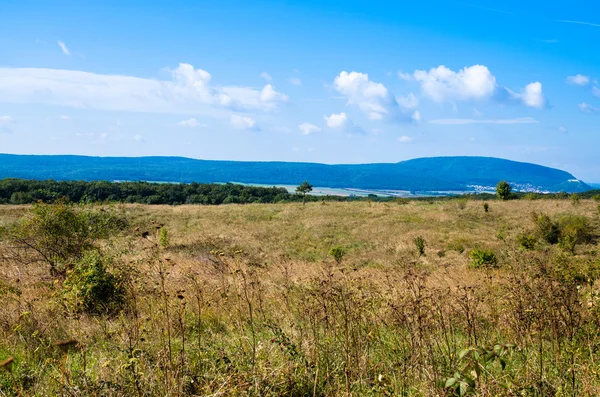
[447,241,465,254]
[413,236,426,256]
[456,199,468,210]
[593,194,600,203]
[62,250,126,315]
[329,246,346,264]
[159,227,169,248]
[483,202,489,213]
[469,249,498,268]
[557,214,591,253]
[496,181,512,201]
[523,193,539,200]
[516,233,536,250]
[534,213,560,244]
[4,201,127,275]
[571,194,581,206]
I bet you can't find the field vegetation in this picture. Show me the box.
[0,197,600,395]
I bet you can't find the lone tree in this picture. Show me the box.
[296,181,313,205]
[496,181,512,201]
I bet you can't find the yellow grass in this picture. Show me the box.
[0,199,599,396]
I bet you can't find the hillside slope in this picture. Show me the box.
[0,154,591,192]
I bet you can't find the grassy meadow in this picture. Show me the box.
[1,198,600,396]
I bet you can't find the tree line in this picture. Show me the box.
[0,178,597,205]
[0,179,349,205]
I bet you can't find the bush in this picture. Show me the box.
[571,194,581,206]
[469,249,498,268]
[483,202,489,213]
[329,246,346,264]
[413,236,426,256]
[62,250,126,315]
[534,213,560,244]
[516,233,536,250]
[4,201,128,275]
[496,181,512,201]
[456,199,468,210]
[159,227,169,248]
[557,215,591,253]
[447,241,466,254]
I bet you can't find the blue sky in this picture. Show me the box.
[1,0,600,180]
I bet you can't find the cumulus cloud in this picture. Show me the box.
[231,115,259,130]
[559,126,568,134]
[429,117,539,125]
[397,136,413,143]
[59,115,72,121]
[413,65,496,102]
[0,63,288,116]
[332,71,418,122]
[324,112,365,134]
[593,86,600,97]
[134,134,143,141]
[178,117,206,127]
[260,72,272,82]
[579,102,600,113]
[566,74,590,85]
[57,40,70,55]
[413,64,546,109]
[289,77,302,86]
[298,123,321,135]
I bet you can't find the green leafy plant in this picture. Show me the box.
[516,233,536,250]
[496,181,512,201]
[469,249,497,268]
[444,344,516,396]
[329,245,346,264]
[296,181,313,206]
[62,250,126,315]
[570,193,581,206]
[413,236,426,256]
[534,213,560,244]
[159,227,169,248]
[4,200,127,275]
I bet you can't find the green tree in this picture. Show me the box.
[296,181,313,205]
[496,181,512,201]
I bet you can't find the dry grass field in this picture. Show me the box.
[1,199,600,396]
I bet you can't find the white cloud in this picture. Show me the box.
[559,126,568,134]
[397,136,413,143]
[289,77,302,86]
[0,116,14,123]
[231,115,259,130]
[593,86,600,97]
[413,64,546,108]
[324,112,365,134]
[0,63,288,116]
[579,102,600,113]
[59,115,72,121]
[411,110,421,123]
[472,108,483,118]
[429,117,539,125]
[57,40,70,55]
[324,112,348,128]
[413,64,496,102]
[332,71,417,122]
[178,117,206,127]
[397,71,413,81]
[566,74,590,86]
[396,93,419,110]
[134,134,143,141]
[518,82,546,109]
[260,72,272,82]
[298,122,321,135]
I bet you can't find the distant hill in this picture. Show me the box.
[0,154,591,193]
